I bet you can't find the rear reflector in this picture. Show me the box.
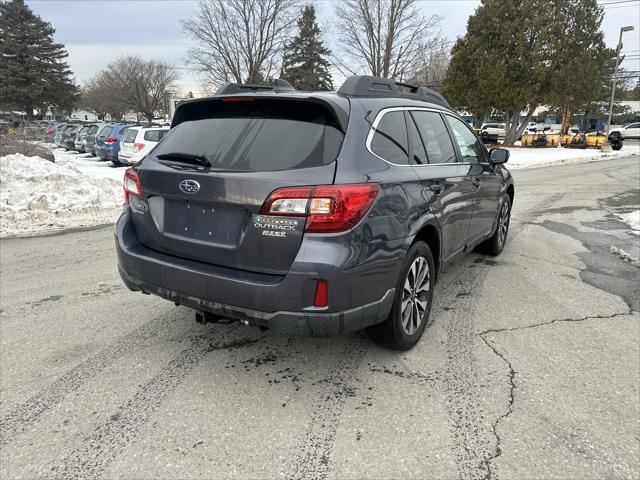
[313,280,328,307]
[123,168,142,203]
[260,184,380,233]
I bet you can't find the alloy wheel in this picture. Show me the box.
[497,201,510,247]
[401,256,430,335]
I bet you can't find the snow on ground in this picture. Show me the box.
[505,144,640,170]
[615,210,640,236]
[1,142,639,237]
[0,149,126,237]
[610,246,640,267]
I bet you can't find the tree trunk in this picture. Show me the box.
[473,111,485,128]
[560,105,571,135]
[503,111,520,146]
[513,105,537,144]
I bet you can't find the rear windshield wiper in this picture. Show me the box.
[156,152,210,166]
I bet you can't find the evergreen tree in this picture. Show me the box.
[281,5,333,91]
[544,0,608,134]
[0,0,79,118]
[443,0,609,142]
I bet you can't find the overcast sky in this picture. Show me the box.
[27,0,640,96]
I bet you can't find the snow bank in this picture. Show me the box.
[506,144,640,170]
[0,153,124,237]
[616,210,640,235]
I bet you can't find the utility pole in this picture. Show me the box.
[607,26,634,135]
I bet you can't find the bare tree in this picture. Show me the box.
[182,0,298,88]
[103,56,180,122]
[406,38,451,91]
[80,72,128,120]
[334,0,440,80]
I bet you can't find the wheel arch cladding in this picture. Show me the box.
[413,224,440,278]
[507,184,514,206]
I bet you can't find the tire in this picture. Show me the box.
[477,193,511,256]
[366,241,435,351]
[611,142,622,151]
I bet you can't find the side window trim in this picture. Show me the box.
[366,107,408,165]
[366,106,460,166]
[444,113,491,165]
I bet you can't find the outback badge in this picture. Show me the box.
[179,179,200,194]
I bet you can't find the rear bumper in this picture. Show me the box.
[115,209,398,336]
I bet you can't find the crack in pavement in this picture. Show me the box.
[477,335,516,480]
[478,310,633,337]
[475,309,633,479]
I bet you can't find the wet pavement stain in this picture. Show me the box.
[541,220,640,311]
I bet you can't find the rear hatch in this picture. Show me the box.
[95,125,113,150]
[119,128,139,159]
[131,96,348,275]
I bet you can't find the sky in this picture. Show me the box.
[26,0,640,96]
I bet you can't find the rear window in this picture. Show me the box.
[99,126,113,137]
[154,100,343,172]
[143,129,167,142]
[122,129,138,143]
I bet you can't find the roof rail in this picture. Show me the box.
[337,75,451,109]
[215,79,295,96]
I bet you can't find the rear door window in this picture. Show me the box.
[410,111,457,164]
[370,110,409,164]
[143,129,167,142]
[445,115,489,163]
[154,100,344,172]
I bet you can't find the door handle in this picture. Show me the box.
[430,181,444,193]
[472,177,481,188]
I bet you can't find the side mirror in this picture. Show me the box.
[489,148,509,164]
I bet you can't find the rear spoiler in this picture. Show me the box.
[171,95,349,133]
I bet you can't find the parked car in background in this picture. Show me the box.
[95,122,133,163]
[85,123,108,156]
[44,122,65,143]
[61,124,84,150]
[480,123,506,137]
[74,124,99,153]
[118,125,169,165]
[609,122,640,140]
[607,122,640,150]
[54,123,75,148]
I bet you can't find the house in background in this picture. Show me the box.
[69,109,99,122]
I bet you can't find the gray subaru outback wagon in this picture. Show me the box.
[116,75,514,350]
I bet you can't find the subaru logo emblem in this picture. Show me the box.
[179,179,200,194]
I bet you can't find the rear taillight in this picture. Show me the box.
[46,129,55,134]
[260,183,380,233]
[104,137,117,144]
[134,143,145,152]
[123,168,142,203]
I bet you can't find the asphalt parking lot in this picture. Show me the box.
[1,155,639,479]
